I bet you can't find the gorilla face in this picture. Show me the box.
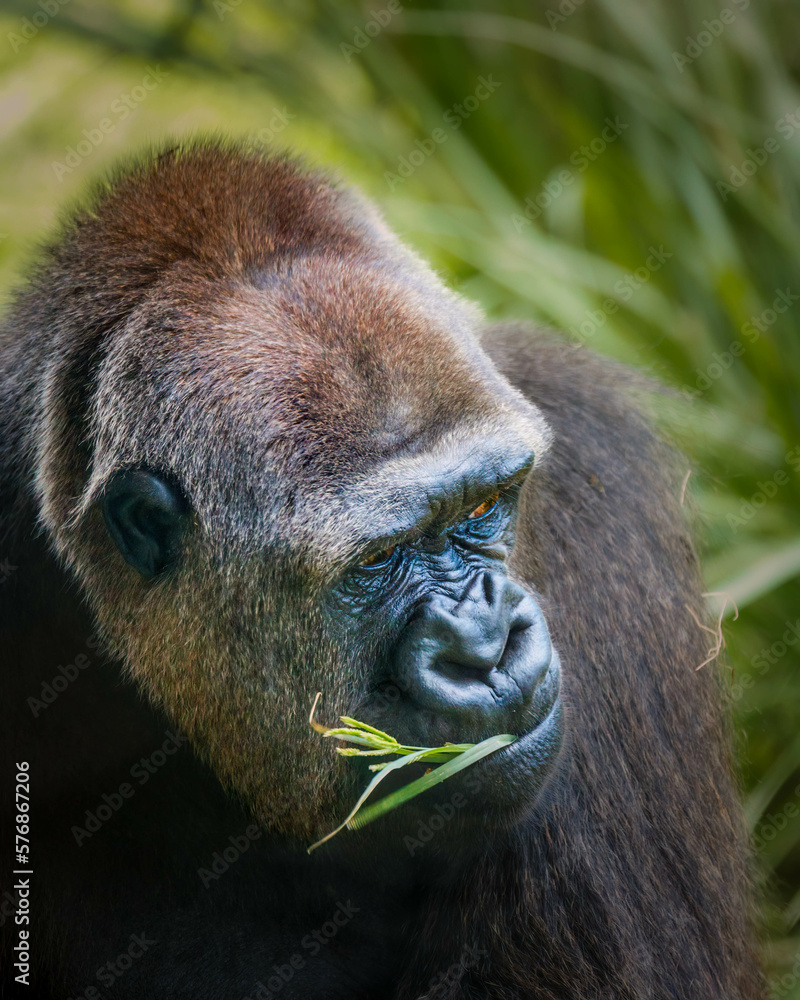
[320,435,563,819]
[64,247,562,842]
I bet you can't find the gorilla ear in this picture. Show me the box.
[101,470,190,580]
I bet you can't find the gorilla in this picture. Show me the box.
[0,141,763,999]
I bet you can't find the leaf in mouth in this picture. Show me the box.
[307,692,515,853]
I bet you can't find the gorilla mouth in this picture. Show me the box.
[457,650,563,782]
[433,656,563,822]
[479,660,563,788]
[357,649,564,822]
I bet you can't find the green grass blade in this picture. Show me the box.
[347,734,516,830]
[307,746,432,853]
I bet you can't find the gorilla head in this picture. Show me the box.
[31,144,561,842]
[1,141,763,999]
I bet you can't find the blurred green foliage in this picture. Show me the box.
[1,0,799,988]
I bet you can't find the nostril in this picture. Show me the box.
[508,618,530,640]
[435,660,497,685]
[501,621,530,661]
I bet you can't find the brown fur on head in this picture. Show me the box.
[16,139,550,838]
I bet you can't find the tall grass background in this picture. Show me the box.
[0,0,798,988]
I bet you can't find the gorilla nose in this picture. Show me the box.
[434,572,522,677]
[391,572,552,723]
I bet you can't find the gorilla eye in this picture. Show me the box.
[467,492,501,520]
[359,544,397,567]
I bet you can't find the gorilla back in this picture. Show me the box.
[0,141,763,999]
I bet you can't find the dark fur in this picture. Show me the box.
[0,140,763,998]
